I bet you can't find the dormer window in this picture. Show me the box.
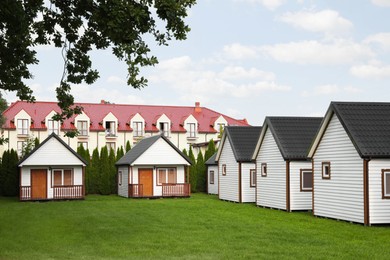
[48,119,59,135]
[105,121,116,136]
[77,121,88,136]
[187,123,196,138]
[17,119,29,135]
[160,122,169,137]
[133,121,143,137]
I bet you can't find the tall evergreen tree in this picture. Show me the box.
[182,148,188,157]
[196,151,206,192]
[125,141,132,152]
[188,146,197,193]
[99,146,111,195]
[116,146,125,161]
[89,148,100,194]
[204,139,217,162]
[1,149,19,196]
[77,145,91,194]
[108,147,117,194]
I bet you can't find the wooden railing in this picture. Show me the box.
[20,186,31,201]
[129,184,143,197]
[53,185,83,199]
[162,183,190,197]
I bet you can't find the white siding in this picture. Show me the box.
[118,166,129,197]
[241,163,256,203]
[256,129,286,210]
[289,161,313,211]
[134,139,190,166]
[313,114,364,223]
[219,138,239,202]
[19,138,86,166]
[207,165,218,195]
[368,159,390,224]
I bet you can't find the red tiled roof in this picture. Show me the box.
[3,101,250,133]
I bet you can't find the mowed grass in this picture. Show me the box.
[0,194,389,259]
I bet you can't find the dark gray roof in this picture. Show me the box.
[115,134,192,165]
[18,133,88,166]
[266,117,323,160]
[331,102,390,158]
[225,126,262,162]
[205,152,217,165]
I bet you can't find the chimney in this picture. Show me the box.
[101,100,105,104]
[195,102,202,113]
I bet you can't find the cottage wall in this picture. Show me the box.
[207,165,218,195]
[241,162,256,203]
[289,161,313,211]
[219,138,239,202]
[313,114,364,223]
[117,166,129,198]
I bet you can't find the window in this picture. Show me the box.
[382,170,390,199]
[322,162,331,179]
[17,119,29,135]
[261,163,267,177]
[106,142,116,152]
[250,169,256,187]
[48,119,59,135]
[222,164,226,176]
[17,141,27,157]
[77,121,88,136]
[157,168,176,185]
[52,169,73,186]
[300,169,313,191]
[105,121,116,136]
[159,122,169,137]
[78,142,88,150]
[187,123,196,138]
[118,171,123,186]
[133,121,143,137]
[210,170,215,184]
[217,123,225,138]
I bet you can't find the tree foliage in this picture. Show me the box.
[196,151,206,192]
[125,140,132,153]
[0,149,19,196]
[188,146,197,193]
[0,0,196,128]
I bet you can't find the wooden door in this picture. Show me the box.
[139,169,153,197]
[31,169,47,199]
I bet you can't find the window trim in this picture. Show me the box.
[105,121,117,137]
[382,169,390,199]
[261,163,267,177]
[77,120,89,136]
[222,164,226,176]
[187,123,196,138]
[209,170,215,184]
[17,119,29,135]
[250,169,256,187]
[118,170,123,186]
[322,162,331,179]
[159,122,170,137]
[106,142,116,152]
[52,169,74,187]
[47,119,59,135]
[300,169,313,192]
[156,168,177,186]
[133,121,144,137]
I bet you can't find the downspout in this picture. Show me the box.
[286,160,291,212]
[363,159,371,226]
[312,159,315,216]
[239,162,242,203]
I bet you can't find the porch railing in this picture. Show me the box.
[129,184,143,197]
[162,183,190,197]
[20,186,31,201]
[53,185,83,199]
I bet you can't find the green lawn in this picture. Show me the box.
[0,194,389,259]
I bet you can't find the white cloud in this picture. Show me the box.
[222,43,259,60]
[301,84,362,97]
[218,66,275,81]
[107,76,126,85]
[278,9,353,35]
[364,33,390,51]
[371,0,390,7]
[262,40,374,65]
[234,0,285,10]
[350,64,390,79]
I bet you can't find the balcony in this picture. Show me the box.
[128,183,190,198]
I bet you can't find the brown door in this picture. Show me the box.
[31,169,47,199]
[139,169,153,197]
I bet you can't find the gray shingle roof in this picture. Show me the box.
[205,152,217,165]
[266,117,323,160]
[115,134,192,165]
[331,102,390,158]
[225,126,262,162]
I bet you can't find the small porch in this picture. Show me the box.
[128,183,191,198]
[20,185,84,201]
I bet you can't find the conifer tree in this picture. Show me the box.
[188,146,197,193]
[34,137,40,148]
[89,148,100,194]
[182,148,188,157]
[116,146,125,161]
[196,151,206,192]
[77,145,91,194]
[204,139,217,162]
[1,149,19,196]
[108,147,117,194]
[125,141,132,152]
[99,146,111,195]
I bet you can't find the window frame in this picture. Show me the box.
[300,169,313,192]
[47,119,59,135]
[382,169,390,199]
[187,123,196,138]
[159,122,169,137]
[157,168,177,186]
[105,121,116,137]
[77,120,88,136]
[118,170,123,186]
[322,162,331,179]
[52,169,74,187]
[17,141,27,157]
[133,121,143,137]
[209,170,215,184]
[250,169,256,187]
[17,119,29,135]
[106,142,116,152]
[222,164,226,176]
[261,163,267,177]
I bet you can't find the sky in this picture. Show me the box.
[4,0,390,126]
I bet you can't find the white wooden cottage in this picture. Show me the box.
[18,133,87,201]
[252,117,322,211]
[308,102,390,225]
[216,126,262,203]
[116,135,192,198]
[205,153,218,195]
